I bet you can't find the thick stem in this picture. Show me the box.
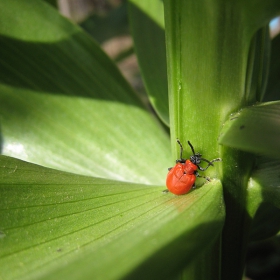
[220,148,255,279]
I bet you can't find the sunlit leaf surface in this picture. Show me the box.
[0,0,171,184]
[219,102,280,158]
[129,0,169,125]
[0,156,225,280]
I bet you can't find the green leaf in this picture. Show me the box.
[219,102,280,158]
[0,0,74,41]
[247,157,280,240]
[248,157,280,210]
[128,0,169,125]
[244,26,270,103]
[0,156,225,280]
[128,0,164,28]
[0,0,171,184]
[264,33,280,101]
[249,203,280,241]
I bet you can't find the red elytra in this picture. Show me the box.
[166,139,221,195]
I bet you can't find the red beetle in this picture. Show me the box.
[166,139,221,195]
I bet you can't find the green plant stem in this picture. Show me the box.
[180,237,222,280]
[163,0,262,279]
[220,148,255,279]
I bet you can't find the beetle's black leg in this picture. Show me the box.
[198,158,222,171]
[195,171,211,181]
[205,176,211,182]
[210,158,222,164]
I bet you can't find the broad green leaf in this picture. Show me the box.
[128,0,169,125]
[0,1,74,41]
[0,0,171,184]
[219,102,280,158]
[0,156,225,280]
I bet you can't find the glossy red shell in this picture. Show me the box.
[166,160,198,195]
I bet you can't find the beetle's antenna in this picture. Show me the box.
[187,141,196,156]
[176,139,183,160]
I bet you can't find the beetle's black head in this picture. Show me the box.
[188,141,219,171]
[188,141,203,166]
[190,153,202,165]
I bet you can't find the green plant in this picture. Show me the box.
[1,0,280,279]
